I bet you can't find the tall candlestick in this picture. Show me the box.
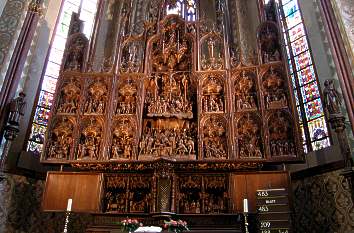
[67,198,72,212]
[243,198,248,213]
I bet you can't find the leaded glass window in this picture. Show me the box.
[166,0,196,21]
[27,0,99,155]
[278,0,330,152]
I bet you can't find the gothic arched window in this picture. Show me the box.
[166,0,196,21]
[277,0,330,152]
[27,0,99,155]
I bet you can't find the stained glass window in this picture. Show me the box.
[27,0,99,155]
[278,0,330,152]
[166,0,196,21]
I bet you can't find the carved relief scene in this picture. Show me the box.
[262,66,288,109]
[56,78,81,114]
[109,117,136,160]
[177,174,229,214]
[104,175,153,214]
[115,78,138,115]
[144,72,194,119]
[77,117,104,160]
[139,118,197,160]
[268,111,296,157]
[234,69,258,112]
[83,78,109,115]
[46,117,75,160]
[236,113,263,159]
[201,73,225,113]
[201,116,228,160]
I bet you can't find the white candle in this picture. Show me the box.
[67,198,72,212]
[243,198,248,213]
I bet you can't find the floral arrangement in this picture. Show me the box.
[164,219,189,233]
[120,218,143,233]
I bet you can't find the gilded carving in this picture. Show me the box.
[83,78,109,115]
[115,78,138,115]
[77,117,104,160]
[46,117,75,160]
[110,117,136,160]
[139,119,197,160]
[201,73,225,113]
[201,116,227,160]
[267,111,295,157]
[234,69,258,112]
[144,73,194,119]
[261,66,288,109]
[236,113,263,158]
[150,17,192,72]
[57,78,81,114]
[200,33,224,70]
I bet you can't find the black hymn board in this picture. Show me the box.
[256,188,292,233]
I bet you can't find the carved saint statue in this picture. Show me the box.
[323,79,342,115]
[8,92,26,126]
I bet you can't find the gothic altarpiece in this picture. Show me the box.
[42,0,302,218]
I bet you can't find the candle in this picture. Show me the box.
[67,198,72,212]
[243,198,248,213]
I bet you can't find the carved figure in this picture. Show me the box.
[323,79,342,115]
[258,23,281,63]
[202,117,227,159]
[262,67,287,109]
[7,92,26,126]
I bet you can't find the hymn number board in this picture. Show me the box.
[256,188,292,233]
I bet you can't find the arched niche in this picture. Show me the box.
[200,73,225,113]
[115,76,139,115]
[233,69,258,112]
[77,117,104,160]
[236,113,264,159]
[119,36,145,73]
[200,33,224,71]
[261,65,288,110]
[45,116,76,161]
[257,21,281,64]
[83,78,109,115]
[56,77,82,114]
[147,15,195,73]
[200,115,228,160]
[266,111,296,157]
[109,116,137,160]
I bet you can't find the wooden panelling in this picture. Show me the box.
[42,172,103,212]
[230,171,290,213]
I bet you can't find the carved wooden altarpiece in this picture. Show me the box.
[41,2,302,226]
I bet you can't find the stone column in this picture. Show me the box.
[234,0,258,65]
[0,0,29,85]
[330,0,354,68]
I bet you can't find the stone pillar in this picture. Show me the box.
[0,0,29,85]
[234,0,259,65]
[330,0,354,69]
